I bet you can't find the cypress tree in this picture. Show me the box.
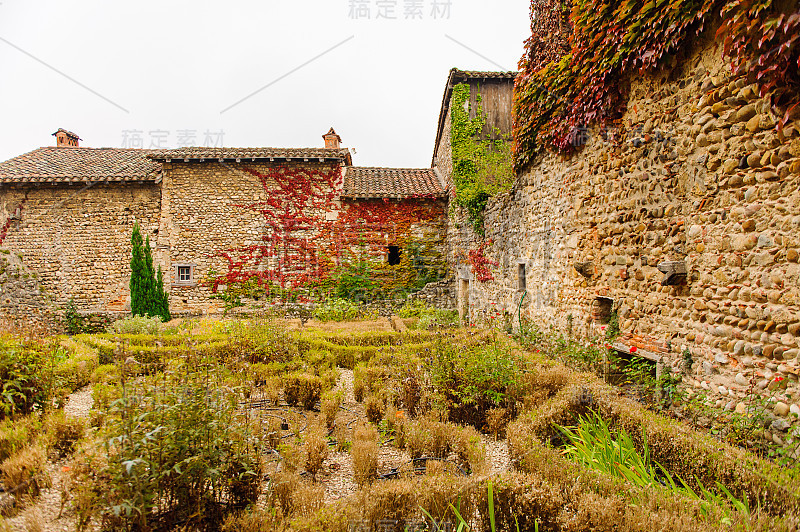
[130,222,170,321]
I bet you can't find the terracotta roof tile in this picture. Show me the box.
[0,147,161,184]
[342,167,446,199]
[147,147,352,163]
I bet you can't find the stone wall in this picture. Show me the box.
[0,251,55,332]
[160,160,449,313]
[408,279,456,309]
[0,183,161,313]
[449,36,800,414]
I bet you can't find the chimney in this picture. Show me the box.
[322,127,341,150]
[52,128,81,147]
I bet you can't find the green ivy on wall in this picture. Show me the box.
[450,83,514,235]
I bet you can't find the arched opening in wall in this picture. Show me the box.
[591,296,613,324]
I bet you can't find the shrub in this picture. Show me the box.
[284,373,322,409]
[427,340,522,427]
[0,337,49,419]
[71,362,264,530]
[303,426,329,481]
[107,315,162,336]
[89,364,119,385]
[321,391,342,429]
[44,411,85,458]
[0,415,41,463]
[312,298,376,322]
[364,395,385,424]
[0,444,49,501]
[352,423,379,487]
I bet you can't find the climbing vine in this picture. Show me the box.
[717,0,800,125]
[450,83,514,235]
[513,0,800,170]
[204,164,447,305]
[0,197,26,245]
[467,243,497,283]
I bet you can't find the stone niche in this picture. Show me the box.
[591,296,614,324]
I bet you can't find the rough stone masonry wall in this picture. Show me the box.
[0,183,161,319]
[0,251,54,332]
[452,36,800,415]
[160,161,450,313]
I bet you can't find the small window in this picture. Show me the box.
[518,264,526,291]
[173,264,195,286]
[387,246,401,266]
[178,266,192,282]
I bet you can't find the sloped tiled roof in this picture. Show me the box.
[0,147,161,184]
[449,69,518,80]
[342,167,447,199]
[148,147,352,164]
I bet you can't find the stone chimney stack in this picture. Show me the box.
[53,128,81,147]
[323,127,341,149]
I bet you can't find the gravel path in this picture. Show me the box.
[486,438,512,475]
[4,386,94,532]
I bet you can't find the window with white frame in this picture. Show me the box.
[173,264,196,286]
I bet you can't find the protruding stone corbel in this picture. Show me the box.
[657,260,687,286]
[573,261,594,279]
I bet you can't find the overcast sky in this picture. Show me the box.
[0,1,530,168]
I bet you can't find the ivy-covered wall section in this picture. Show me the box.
[450,83,514,234]
[160,160,449,312]
[513,0,800,170]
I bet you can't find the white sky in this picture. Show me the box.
[0,0,530,168]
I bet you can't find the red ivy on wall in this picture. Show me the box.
[467,243,497,282]
[0,198,27,245]
[208,164,443,299]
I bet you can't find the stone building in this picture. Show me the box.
[0,128,449,320]
[440,37,800,409]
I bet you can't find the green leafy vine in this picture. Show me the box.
[450,83,514,234]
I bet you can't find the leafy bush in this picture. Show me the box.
[0,415,41,463]
[0,337,49,419]
[107,315,162,336]
[417,309,460,330]
[311,298,377,322]
[72,362,264,530]
[427,340,522,427]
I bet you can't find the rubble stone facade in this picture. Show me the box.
[444,37,800,412]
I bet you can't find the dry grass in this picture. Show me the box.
[351,423,378,487]
[44,411,85,458]
[270,471,299,516]
[364,395,384,424]
[303,426,329,480]
[222,507,285,532]
[321,391,343,429]
[291,483,325,517]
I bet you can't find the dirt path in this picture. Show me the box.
[4,386,94,532]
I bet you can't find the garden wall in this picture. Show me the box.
[451,35,800,416]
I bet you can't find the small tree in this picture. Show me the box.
[130,222,170,322]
